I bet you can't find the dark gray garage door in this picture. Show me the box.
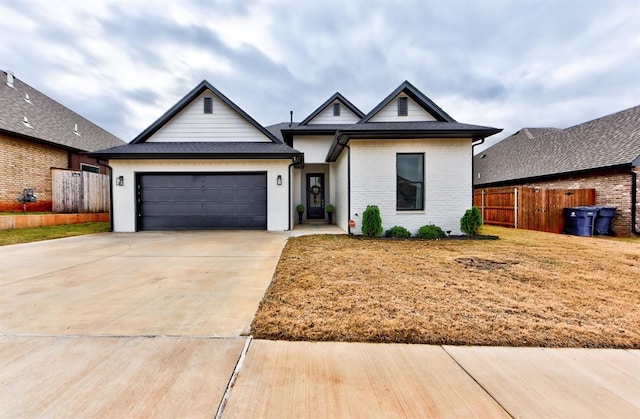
[137,173,267,230]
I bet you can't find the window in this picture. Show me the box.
[397,96,408,116]
[397,153,424,210]
[204,97,213,114]
[81,163,100,173]
[333,102,340,116]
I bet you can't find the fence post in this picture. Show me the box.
[481,189,485,223]
[514,187,518,229]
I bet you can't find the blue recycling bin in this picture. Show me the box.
[594,206,616,235]
[563,207,597,236]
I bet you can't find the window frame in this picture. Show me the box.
[80,163,100,173]
[396,153,424,211]
[397,96,408,116]
[203,97,213,114]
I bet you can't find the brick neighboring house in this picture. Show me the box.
[474,106,640,236]
[0,71,124,211]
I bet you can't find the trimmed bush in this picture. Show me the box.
[460,206,482,236]
[385,225,411,238]
[296,204,305,214]
[417,224,446,239]
[361,205,383,237]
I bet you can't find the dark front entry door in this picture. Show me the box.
[306,173,325,219]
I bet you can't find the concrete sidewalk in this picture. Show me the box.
[223,340,640,418]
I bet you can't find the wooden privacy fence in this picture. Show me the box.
[473,186,596,234]
[52,169,110,213]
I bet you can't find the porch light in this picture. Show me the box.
[277,175,282,186]
[116,176,124,186]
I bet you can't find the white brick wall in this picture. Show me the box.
[110,159,291,232]
[349,139,472,235]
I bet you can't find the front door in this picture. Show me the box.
[306,173,325,219]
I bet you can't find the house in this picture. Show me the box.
[474,105,640,236]
[91,80,501,233]
[0,71,125,211]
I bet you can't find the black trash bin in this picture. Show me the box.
[563,206,597,236]
[594,206,617,235]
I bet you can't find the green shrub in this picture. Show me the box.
[417,224,446,239]
[460,206,482,236]
[325,204,335,213]
[361,205,383,237]
[385,225,411,238]
[296,204,305,214]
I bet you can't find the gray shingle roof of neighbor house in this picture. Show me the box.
[89,142,302,159]
[474,105,640,186]
[0,70,124,152]
[130,80,283,144]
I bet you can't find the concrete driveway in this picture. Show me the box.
[0,231,287,417]
[2,230,639,417]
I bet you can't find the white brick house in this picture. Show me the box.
[92,81,500,234]
[282,81,501,235]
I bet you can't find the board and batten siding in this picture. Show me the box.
[307,102,361,125]
[148,91,271,142]
[349,139,472,235]
[369,95,437,122]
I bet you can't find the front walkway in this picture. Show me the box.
[290,221,346,237]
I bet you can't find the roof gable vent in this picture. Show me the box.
[6,71,14,88]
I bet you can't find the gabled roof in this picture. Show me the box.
[474,105,640,186]
[359,80,456,123]
[0,70,124,152]
[299,92,365,125]
[131,80,282,144]
[89,141,302,160]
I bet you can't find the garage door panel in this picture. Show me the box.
[138,173,267,230]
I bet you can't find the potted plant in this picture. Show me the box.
[325,204,335,224]
[296,204,305,224]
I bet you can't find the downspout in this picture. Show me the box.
[471,137,485,208]
[288,160,295,231]
[336,134,351,235]
[287,155,303,231]
[95,159,114,232]
[630,168,639,235]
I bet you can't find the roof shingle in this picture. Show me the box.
[474,105,640,186]
[0,71,124,151]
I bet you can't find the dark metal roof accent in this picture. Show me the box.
[130,80,282,144]
[359,80,456,123]
[473,105,640,186]
[299,92,365,126]
[88,141,302,160]
[0,71,124,152]
[326,122,502,162]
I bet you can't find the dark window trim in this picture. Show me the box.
[204,97,213,114]
[397,96,408,116]
[80,163,100,173]
[333,102,340,116]
[396,153,424,211]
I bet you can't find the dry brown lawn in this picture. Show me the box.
[251,226,640,347]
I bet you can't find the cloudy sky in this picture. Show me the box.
[2,0,639,150]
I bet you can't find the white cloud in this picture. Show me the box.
[1,0,639,145]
